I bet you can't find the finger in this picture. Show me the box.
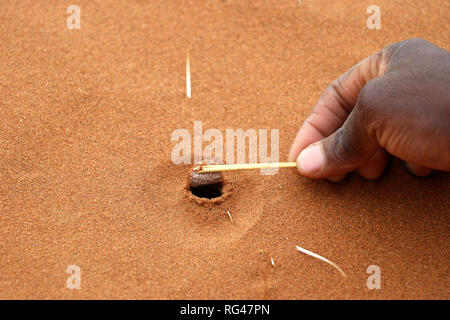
[357,148,390,180]
[289,48,389,162]
[326,173,348,183]
[295,80,382,178]
[405,163,434,177]
[326,148,389,182]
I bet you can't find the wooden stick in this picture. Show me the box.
[194,162,296,173]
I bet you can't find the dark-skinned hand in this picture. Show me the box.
[289,38,450,181]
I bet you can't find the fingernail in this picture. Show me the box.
[297,145,325,174]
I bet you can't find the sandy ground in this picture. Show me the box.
[0,0,449,299]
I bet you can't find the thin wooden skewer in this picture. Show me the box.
[194,162,297,173]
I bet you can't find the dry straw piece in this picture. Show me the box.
[296,245,347,278]
[226,210,233,222]
[186,44,191,98]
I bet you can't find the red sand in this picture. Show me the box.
[0,0,449,299]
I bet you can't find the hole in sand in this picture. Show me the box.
[189,181,223,199]
[185,166,232,205]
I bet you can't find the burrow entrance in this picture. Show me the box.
[189,181,223,199]
[185,167,231,205]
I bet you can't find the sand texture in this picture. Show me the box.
[0,0,449,299]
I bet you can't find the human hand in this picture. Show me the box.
[289,38,450,181]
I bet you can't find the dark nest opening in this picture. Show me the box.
[185,167,231,206]
[189,181,223,199]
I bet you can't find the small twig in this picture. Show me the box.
[226,210,233,223]
[186,42,193,98]
[296,245,346,278]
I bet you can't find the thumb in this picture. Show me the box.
[295,84,381,178]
